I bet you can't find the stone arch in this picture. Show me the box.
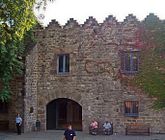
[46,98,82,130]
[45,93,82,107]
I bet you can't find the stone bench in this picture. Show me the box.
[126,123,150,136]
[0,120,9,131]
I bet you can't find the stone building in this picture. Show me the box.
[0,14,165,134]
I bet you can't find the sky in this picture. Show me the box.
[35,0,165,26]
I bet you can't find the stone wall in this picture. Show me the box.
[24,44,39,132]
[0,77,24,131]
[24,14,165,134]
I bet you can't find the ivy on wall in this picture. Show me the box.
[133,14,165,109]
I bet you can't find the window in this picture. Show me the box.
[124,101,139,117]
[57,54,70,74]
[120,50,139,74]
[0,101,8,113]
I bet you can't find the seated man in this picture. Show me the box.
[103,121,112,135]
[89,119,98,135]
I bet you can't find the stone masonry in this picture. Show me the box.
[22,14,165,134]
[1,14,164,134]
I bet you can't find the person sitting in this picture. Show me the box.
[89,119,98,135]
[103,121,112,135]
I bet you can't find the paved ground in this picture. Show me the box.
[0,130,165,140]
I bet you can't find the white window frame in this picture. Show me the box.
[57,54,70,74]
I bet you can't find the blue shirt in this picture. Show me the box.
[16,116,22,124]
[103,122,111,129]
[64,129,76,140]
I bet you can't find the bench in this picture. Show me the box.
[0,120,9,131]
[126,124,150,136]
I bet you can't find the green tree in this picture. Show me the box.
[0,0,54,101]
[133,14,165,109]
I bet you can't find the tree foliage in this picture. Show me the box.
[133,14,165,109]
[0,0,53,101]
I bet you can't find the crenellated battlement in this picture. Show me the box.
[34,14,146,49]
[64,18,80,29]
[123,14,139,23]
[47,19,61,29]
[36,13,161,30]
[33,13,162,50]
[102,15,118,27]
[82,16,99,28]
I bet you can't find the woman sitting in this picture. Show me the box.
[89,119,99,135]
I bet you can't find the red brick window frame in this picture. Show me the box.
[120,50,140,74]
[124,101,139,117]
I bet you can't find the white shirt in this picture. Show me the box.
[16,116,22,124]
[103,122,111,129]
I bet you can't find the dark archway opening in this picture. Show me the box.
[46,98,82,130]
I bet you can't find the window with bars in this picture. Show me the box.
[57,54,70,74]
[124,101,139,117]
[0,101,8,113]
[120,51,139,74]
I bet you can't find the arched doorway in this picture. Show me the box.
[46,98,82,130]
